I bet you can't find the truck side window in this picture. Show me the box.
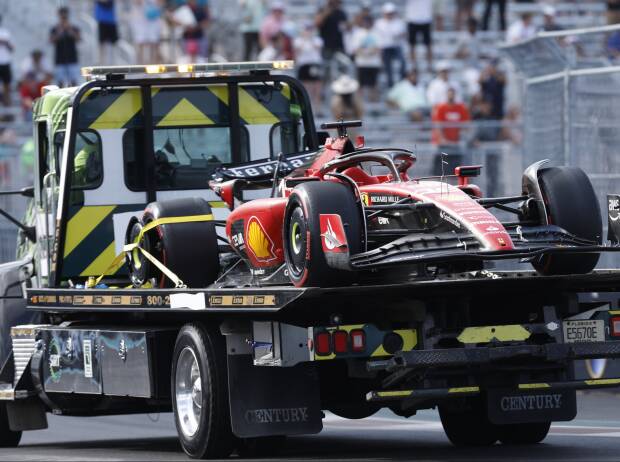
[72,131,103,190]
[123,126,249,191]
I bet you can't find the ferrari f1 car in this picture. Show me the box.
[126,120,613,289]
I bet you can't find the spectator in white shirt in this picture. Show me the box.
[374,2,407,88]
[239,0,267,61]
[506,13,537,44]
[426,61,461,106]
[294,23,324,110]
[350,14,382,102]
[387,69,428,121]
[0,15,14,107]
[20,50,53,84]
[405,0,433,70]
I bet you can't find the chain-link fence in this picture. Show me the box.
[503,25,620,268]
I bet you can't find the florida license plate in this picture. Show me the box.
[562,320,605,343]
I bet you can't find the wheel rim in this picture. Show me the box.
[175,347,203,437]
[286,206,307,277]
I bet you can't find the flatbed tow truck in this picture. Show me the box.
[2,61,620,458]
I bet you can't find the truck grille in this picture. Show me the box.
[11,325,46,386]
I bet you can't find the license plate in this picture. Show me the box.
[563,320,605,343]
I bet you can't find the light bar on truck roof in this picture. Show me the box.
[81,61,295,79]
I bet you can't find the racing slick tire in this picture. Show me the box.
[439,400,498,446]
[283,181,362,287]
[532,166,602,275]
[172,323,235,459]
[0,403,21,447]
[130,198,220,288]
[496,421,551,445]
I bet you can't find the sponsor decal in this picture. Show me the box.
[500,394,562,412]
[361,192,370,206]
[245,407,309,424]
[83,339,93,378]
[48,338,61,383]
[320,214,348,253]
[485,225,500,232]
[439,210,461,229]
[497,237,507,246]
[231,232,245,249]
[378,217,390,225]
[609,196,620,221]
[224,152,316,178]
[246,217,277,262]
[369,194,401,204]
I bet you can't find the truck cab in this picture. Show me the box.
[22,61,319,288]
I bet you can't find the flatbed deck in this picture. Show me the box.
[27,270,620,314]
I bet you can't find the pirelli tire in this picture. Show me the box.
[532,166,602,275]
[133,198,220,288]
[496,421,551,445]
[439,400,498,447]
[283,181,362,287]
[0,403,21,447]
[172,323,235,459]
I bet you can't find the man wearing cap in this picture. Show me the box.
[542,5,563,32]
[331,75,363,136]
[374,2,407,89]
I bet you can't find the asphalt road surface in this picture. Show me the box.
[2,391,620,461]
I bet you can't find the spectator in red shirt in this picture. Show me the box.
[432,87,470,145]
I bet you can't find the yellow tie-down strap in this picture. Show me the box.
[91,214,214,288]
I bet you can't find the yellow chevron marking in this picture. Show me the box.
[208,201,228,208]
[371,329,418,357]
[585,378,620,386]
[157,98,215,127]
[238,88,279,125]
[64,206,116,257]
[609,310,620,315]
[89,89,142,129]
[519,383,551,389]
[80,241,123,276]
[458,325,531,344]
[281,83,291,100]
[448,386,480,393]
[209,85,229,104]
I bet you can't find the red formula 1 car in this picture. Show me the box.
[127,121,614,289]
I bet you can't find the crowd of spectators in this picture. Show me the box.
[0,0,614,137]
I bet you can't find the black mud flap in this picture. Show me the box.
[487,388,577,425]
[227,355,323,438]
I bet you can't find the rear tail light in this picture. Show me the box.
[333,330,348,353]
[611,317,620,337]
[350,329,366,352]
[315,332,331,356]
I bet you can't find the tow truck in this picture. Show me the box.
[2,61,620,458]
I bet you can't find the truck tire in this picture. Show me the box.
[0,404,21,447]
[532,166,602,275]
[497,421,551,445]
[172,324,235,459]
[439,400,498,447]
[136,198,220,288]
[283,181,362,287]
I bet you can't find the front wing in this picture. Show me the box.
[348,225,620,269]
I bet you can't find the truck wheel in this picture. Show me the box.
[497,421,551,445]
[0,404,21,447]
[136,198,220,288]
[439,400,498,446]
[532,166,602,275]
[172,324,234,459]
[283,181,362,287]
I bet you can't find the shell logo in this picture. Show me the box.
[246,217,276,262]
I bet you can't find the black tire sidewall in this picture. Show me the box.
[283,181,362,287]
[171,324,233,459]
[533,166,602,275]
